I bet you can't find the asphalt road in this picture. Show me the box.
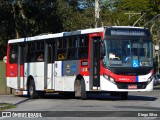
[0,86,160,120]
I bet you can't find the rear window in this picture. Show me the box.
[9,44,18,64]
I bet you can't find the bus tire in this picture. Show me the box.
[75,79,87,100]
[120,92,128,100]
[80,79,87,100]
[75,80,81,98]
[28,80,38,99]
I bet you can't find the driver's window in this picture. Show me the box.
[108,40,122,60]
[132,41,139,59]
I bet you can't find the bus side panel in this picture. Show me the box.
[63,77,75,91]
[24,63,44,90]
[62,60,80,77]
[6,60,24,90]
[6,64,18,77]
[6,77,18,89]
[63,60,89,91]
[20,65,24,77]
[55,61,77,91]
[79,60,90,76]
[79,60,90,91]
[6,44,18,77]
[54,60,90,91]
[83,76,89,91]
[6,44,19,89]
[55,61,63,91]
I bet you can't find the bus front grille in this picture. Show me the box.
[116,82,148,89]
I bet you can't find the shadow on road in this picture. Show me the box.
[127,95,157,101]
[35,93,157,101]
[115,105,160,110]
[13,97,30,106]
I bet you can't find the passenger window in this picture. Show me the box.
[78,35,89,59]
[26,41,44,62]
[57,38,67,60]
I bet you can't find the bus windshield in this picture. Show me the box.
[103,39,153,67]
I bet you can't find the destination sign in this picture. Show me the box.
[110,30,146,36]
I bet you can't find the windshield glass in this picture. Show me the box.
[103,39,153,67]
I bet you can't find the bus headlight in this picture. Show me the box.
[103,73,115,84]
[103,73,109,79]
[110,77,115,84]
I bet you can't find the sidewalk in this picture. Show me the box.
[0,95,29,105]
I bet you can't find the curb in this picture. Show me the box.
[0,95,30,106]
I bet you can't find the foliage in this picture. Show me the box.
[104,0,160,43]
[0,0,159,59]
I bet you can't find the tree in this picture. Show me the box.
[0,0,63,59]
[103,0,159,26]
[0,1,14,59]
[0,0,159,59]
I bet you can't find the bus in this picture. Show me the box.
[6,26,154,100]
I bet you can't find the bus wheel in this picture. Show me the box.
[75,80,81,98]
[120,92,128,100]
[75,79,87,100]
[81,79,87,100]
[28,80,38,99]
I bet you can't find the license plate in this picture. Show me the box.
[128,85,137,89]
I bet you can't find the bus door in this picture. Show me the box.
[17,44,25,89]
[89,35,101,90]
[45,42,55,90]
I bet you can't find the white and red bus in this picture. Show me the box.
[6,26,154,99]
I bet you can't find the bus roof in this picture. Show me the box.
[8,26,147,43]
[107,26,145,29]
[8,27,104,44]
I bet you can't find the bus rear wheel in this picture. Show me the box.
[28,80,38,99]
[81,80,87,100]
[75,79,87,100]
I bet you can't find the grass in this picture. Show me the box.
[0,103,15,111]
[0,62,16,111]
[0,60,7,94]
